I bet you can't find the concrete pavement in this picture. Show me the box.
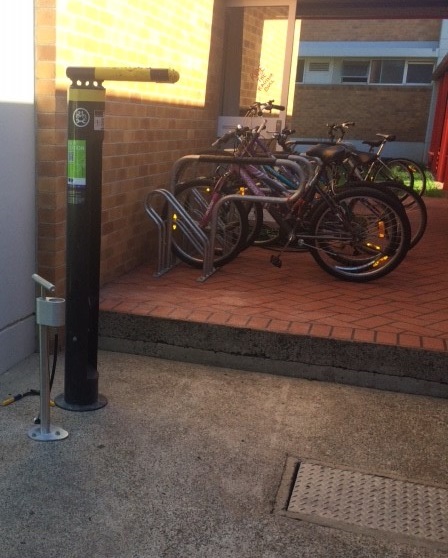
[1,350,447,557]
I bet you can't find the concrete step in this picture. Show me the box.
[99,310,448,398]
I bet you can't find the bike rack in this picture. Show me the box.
[144,188,216,281]
[170,154,305,190]
[145,155,310,282]
[144,190,176,277]
[205,193,290,278]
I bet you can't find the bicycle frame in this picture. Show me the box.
[196,160,295,229]
[198,146,355,248]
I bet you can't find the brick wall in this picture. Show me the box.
[240,6,288,111]
[240,7,264,109]
[35,0,224,292]
[300,18,441,41]
[290,85,433,143]
[34,5,442,294]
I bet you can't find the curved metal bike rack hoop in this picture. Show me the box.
[145,155,312,282]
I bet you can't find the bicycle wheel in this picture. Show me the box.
[253,219,281,247]
[242,201,265,247]
[375,181,426,248]
[341,181,427,249]
[220,180,264,249]
[307,186,411,282]
[372,159,414,190]
[387,158,427,197]
[171,179,248,268]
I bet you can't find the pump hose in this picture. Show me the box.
[2,333,59,410]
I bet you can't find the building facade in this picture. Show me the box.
[31,4,448,299]
[290,18,445,161]
[1,0,447,372]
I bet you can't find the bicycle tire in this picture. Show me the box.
[241,201,264,248]
[372,159,414,191]
[171,179,248,268]
[386,158,427,197]
[218,177,265,249]
[341,181,427,249]
[244,174,294,247]
[252,220,281,247]
[307,186,411,282]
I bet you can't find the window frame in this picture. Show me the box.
[296,57,435,86]
[369,59,405,84]
[296,58,305,83]
[404,61,435,84]
[341,59,370,83]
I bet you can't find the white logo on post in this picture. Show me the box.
[73,108,90,127]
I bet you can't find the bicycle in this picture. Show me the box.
[321,121,427,196]
[278,124,427,248]
[170,133,412,282]
[174,101,311,250]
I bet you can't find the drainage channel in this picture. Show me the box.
[277,456,448,552]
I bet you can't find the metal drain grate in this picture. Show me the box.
[287,461,448,549]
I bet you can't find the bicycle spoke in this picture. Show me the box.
[308,187,410,281]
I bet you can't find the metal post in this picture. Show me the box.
[29,274,68,441]
[55,74,107,412]
[55,67,179,412]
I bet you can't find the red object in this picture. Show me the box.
[429,57,448,190]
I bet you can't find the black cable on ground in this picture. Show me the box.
[49,333,58,392]
[2,389,39,406]
[1,333,59,417]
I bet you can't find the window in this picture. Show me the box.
[406,62,434,84]
[299,58,435,86]
[296,58,305,83]
[370,60,405,84]
[338,59,434,85]
[341,60,369,83]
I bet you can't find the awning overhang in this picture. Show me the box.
[296,0,448,20]
[298,41,439,58]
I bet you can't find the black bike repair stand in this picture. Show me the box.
[54,66,179,412]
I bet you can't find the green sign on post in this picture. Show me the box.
[67,139,87,204]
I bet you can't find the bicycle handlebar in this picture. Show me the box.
[211,100,285,148]
[265,102,285,112]
[211,130,236,147]
[247,100,285,116]
[326,121,355,141]
[211,125,251,147]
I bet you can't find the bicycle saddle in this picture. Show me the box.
[362,134,396,149]
[306,143,348,164]
[362,139,383,148]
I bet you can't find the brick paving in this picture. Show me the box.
[100,197,448,354]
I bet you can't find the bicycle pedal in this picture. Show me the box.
[270,255,282,268]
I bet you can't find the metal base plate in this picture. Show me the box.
[280,458,448,551]
[28,425,69,441]
[54,393,107,412]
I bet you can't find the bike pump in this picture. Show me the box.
[28,274,68,441]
